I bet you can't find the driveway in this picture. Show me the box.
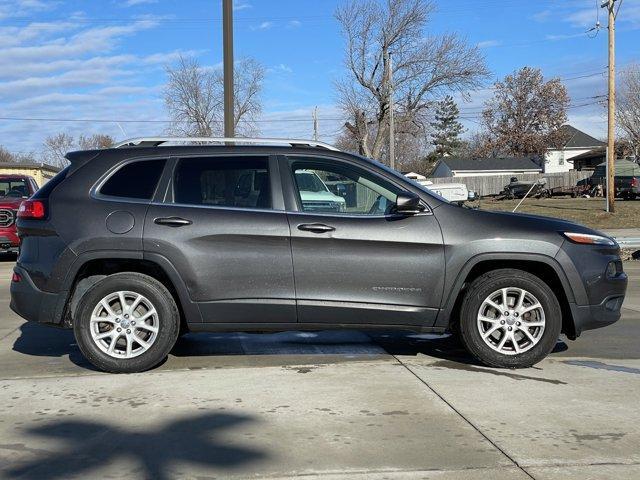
[1,258,639,479]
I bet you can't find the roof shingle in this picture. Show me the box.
[558,125,606,149]
[439,157,542,172]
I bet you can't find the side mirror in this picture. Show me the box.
[395,192,425,215]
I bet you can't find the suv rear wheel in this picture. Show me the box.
[74,273,180,373]
[458,268,561,368]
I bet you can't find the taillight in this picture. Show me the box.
[632,178,639,187]
[12,272,21,283]
[17,200,46,219]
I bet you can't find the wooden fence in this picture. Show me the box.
[426,171,593,197]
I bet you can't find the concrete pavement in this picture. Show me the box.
[0,258,639,480]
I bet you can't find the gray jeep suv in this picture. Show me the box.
[10,138,628,373]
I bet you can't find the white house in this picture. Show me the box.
[544,125,606,173]
[430,157,542,178]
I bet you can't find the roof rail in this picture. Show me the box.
[113,137,340,151]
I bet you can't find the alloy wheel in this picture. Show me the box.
[476,287,546,355]
[89,291,159,359]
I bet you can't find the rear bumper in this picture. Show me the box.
[10,266,68,327]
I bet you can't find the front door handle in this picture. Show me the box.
[154,217,193,227]
[297,223,335,233]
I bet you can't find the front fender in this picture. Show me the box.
[433,251,581,329]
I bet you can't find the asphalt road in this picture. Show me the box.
[0,258,639,480]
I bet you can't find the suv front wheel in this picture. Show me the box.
[458,268,562,368]
[74,273,180,373]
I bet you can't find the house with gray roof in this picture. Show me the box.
[544,125,606,173]
[430,157,542,178]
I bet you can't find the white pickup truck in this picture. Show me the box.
[404,173,474,205]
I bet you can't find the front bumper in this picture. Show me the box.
[10,266,68,327]
[558,240,628,338]
[569,294,626,337]
[0,234,19,253]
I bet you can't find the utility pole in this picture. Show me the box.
[603,0,617,213]
[313,106,318,141]
[385,50,396,170]
[222,0,234,138]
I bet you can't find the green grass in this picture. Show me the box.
[470,197,640,230]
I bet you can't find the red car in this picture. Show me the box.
[0,174,39,254]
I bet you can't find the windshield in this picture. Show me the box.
[295,171,329,193]
[0,178,29,198]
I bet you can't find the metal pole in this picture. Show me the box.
[223,0,235,138]
[605,146,610,212]
[313,106,318,141]
[605,0,616,212]
[385,50,395,170]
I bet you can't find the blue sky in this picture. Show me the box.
[0,0,638,155]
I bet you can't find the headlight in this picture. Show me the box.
[562,232,616,246]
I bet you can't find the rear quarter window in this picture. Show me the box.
[100,159,166,200]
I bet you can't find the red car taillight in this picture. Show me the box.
[17,200,46,219]
[632,178,639,187]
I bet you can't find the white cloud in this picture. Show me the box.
[532,9,552,22]
[233,0,252,11]
[477,40,501,48]
[0,20,159,65]
[565,0,640,29]
[288,20,302,28]
[267,64,293,74]
[545,32,590,41]
[0,0,57,19]
[0,5,207,152]
[123,0,158,6]
[251,21,274,31]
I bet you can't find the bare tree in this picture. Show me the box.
[164,55,264,137]
[227,57,264,136]
[480,67,569,157]
[43,133,75,168]
[0,146,14,163]
[0,146,35,163]
[335,0,489,162]
[43,133,114,168]
[617,64,640,158]
[164,56,220,136]
[78,134,115,150]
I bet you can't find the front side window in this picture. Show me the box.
[100,159,166,200]
[174,156,271,209]
[290,159,399,215]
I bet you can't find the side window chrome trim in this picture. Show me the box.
[284,209,433,219]
[149,201,284,215]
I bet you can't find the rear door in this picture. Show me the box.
[283,155,445,326]
[143,154,296,324]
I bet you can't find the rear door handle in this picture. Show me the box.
[154,217,193,227]
[297,223,335,233]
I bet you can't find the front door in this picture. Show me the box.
[284,156,445,326]
[144,155,296,324]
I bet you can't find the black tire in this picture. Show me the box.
[458,268,561,369]
[74,272,180,373]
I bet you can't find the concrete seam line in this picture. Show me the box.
[390,354,537,480]
[0,325,21,342]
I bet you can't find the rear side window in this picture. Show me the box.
[173,157,271,209]
[100,159,166,200]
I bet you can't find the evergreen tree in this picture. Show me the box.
[430,96,464,157]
